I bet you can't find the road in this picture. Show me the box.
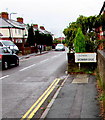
[1,50,68,119]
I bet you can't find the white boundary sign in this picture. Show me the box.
[75,53,97,63]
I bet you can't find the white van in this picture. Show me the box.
[0,40,19,54]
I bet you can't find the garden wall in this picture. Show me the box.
[97,50,105,88]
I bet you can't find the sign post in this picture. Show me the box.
[79,63,81,70]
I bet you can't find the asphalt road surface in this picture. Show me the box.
[1,50,68,119]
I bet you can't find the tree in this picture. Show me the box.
[74,28,86,53]
[44,34,53,46]
[63,22,78,50]
[63,14,104,52]
[27,26,35,46]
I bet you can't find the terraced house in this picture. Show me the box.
[98,2,105,50]
[97,2,105,100]
[0,12,28,48]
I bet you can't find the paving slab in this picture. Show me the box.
[45,74,100,119]
[72,74,88,83]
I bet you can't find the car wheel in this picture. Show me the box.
[3,61,9,69]
[15,59,19,66]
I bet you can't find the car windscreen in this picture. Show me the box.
[2,41,15,46]
[57,44,64,46]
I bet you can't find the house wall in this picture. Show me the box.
[0,28,28,43]
[0,28,27,38]
[0,28,10,37]
[11,28,28,38]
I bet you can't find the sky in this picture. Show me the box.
[0,0,105,37]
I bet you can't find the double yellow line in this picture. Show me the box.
[20,78,61,120]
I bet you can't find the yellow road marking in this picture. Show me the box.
[27,79,60,120]
[20,78,60,120]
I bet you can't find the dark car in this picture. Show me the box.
[0,47,19,70]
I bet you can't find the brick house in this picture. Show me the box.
[0,12,28,50]
[97,2,105,105]
[98,2,105,50]
[33,24,52,35]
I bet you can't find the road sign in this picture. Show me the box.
[75,53,97,63]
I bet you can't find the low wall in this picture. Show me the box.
[97,50,105,88]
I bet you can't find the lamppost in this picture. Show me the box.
[9,13,17,42]
[10,12,17,19]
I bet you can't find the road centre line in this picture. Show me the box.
[20,78,61,120]
[40,59,49,63]
[19,58,49,72]
[52,54,62,58]
[19,54,63,72]
[0,75,9,80]
[19,63,37,71]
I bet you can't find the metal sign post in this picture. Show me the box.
[79,63,81,70]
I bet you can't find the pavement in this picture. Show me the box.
[18,51,48,60]
[41,74,101,119]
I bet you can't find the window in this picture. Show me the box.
[0,42,3,46]
[18,29,21,34]
[15,29,17,34]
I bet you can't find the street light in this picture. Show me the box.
[10,12,17,19]
[9,13,17,42]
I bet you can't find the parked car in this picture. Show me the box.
[0,40,19,54]
[55,43,65,51]
[0,47,19,70]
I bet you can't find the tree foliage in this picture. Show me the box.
[74,28,86,53]
[63,14,105,52]
[27,26,35,46]
[27,26,53,46]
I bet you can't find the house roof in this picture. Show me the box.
[99,1,105,15]
[33,27,52,35]
[0,17,27,29]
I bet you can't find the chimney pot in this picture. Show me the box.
[33,24,38,29]
[0,12,9,19]
[40,26,45,30]
[17,17,23,23]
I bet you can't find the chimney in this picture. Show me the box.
[33,24,38,29]
[40,26,45,30]
[17,17,23,23]
[0,12,9,19]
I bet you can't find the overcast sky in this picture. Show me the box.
[0,0,105,37]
